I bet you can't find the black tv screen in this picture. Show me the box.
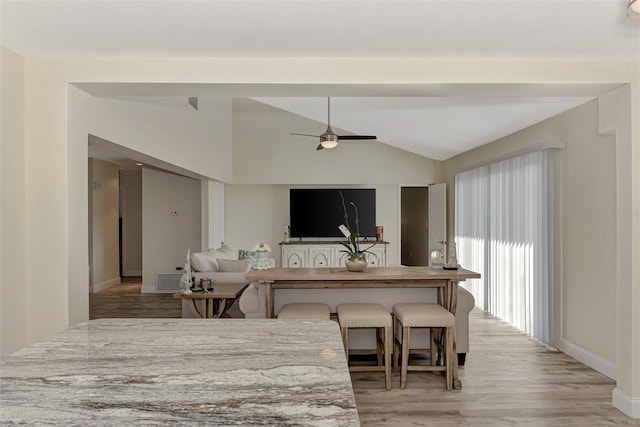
[290,189,376,238]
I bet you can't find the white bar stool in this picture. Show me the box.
[337,303,392,390]
[277,303,330,320]
[392,303,455,390]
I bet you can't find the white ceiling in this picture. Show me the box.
[3,1,638,161]
[2,1,639,59]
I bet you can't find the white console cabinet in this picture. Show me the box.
[281,241,388,268]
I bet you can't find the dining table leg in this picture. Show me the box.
[265,282,274,318]
[213,299,227,318]
[447,280,461,390]
[187,300,204,318]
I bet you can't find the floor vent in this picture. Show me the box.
[156,273,182,293]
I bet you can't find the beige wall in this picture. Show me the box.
[1,54,637,412]
[142,168,201,293]
[89,159,121,292]
[442,99,617,369]
[120,169,142,276]
[0,47,27,356]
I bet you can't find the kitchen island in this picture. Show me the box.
[0,318,359,426]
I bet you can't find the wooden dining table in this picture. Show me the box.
[246,266,481,389]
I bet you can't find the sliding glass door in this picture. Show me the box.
[455,150,554,344]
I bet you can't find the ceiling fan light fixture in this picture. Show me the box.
[291,98,375,150]
[320,135,338,149]
[628,0,640,18]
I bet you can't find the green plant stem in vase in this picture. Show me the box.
[338,191,377,272]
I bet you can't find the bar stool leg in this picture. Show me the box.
[445,326,453,391]
[430,327,437,367]
[400,324,410,390]
[393,316,400,369]
[384,325,392,391]
[376,328,383,366]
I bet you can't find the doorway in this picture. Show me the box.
[400,187,429,266]
[400,183,447,266]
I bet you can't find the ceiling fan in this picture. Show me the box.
[291,97,377,150]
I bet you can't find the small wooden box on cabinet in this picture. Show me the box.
[281,241,388,268]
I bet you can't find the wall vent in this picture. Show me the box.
[156,273,182,293]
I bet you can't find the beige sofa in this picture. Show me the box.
[238,283,476,365]
[180,244,274,318]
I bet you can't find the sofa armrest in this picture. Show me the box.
[455,286,475,354]
[238,282,267,318]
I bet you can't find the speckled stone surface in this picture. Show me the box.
[0,319,360,426]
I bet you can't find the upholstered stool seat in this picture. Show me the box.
[392,303,455,390]
[277,303,330,320]
[337,303,392,390]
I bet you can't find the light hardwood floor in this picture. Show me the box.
[91,280,638,426]
[89,278,181,319]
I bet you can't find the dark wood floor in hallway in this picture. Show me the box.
[90,280,638,426]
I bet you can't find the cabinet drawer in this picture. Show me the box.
[283,249,306,268]
[282,242,387,268]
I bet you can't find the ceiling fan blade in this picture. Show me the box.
[338,135,377,140]
[316,144,324,151]
[291,132,321,138]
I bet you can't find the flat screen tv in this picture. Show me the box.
[290,189,376,238]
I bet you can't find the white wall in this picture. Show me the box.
[120,169,142,276]
[0,47,27,356]
[142,168,201,293]
[89,159,121,292]
[598,86,639,413]
[201,180,226,250]
[442,99,618,372]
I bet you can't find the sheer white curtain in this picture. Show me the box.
[455,150,553,344]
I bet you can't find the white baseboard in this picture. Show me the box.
[93,277,121,293]
[141,284,156,294]
[613,388,640,418]
[560,339,616,380]
[123,270,142,277]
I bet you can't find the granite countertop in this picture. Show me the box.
[0,319,360,426]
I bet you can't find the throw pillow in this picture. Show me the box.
[190,249,219,272]
[190,243,238,272]
[238,249,258,267]
[216,242,236,259]
[217,258,252,273]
